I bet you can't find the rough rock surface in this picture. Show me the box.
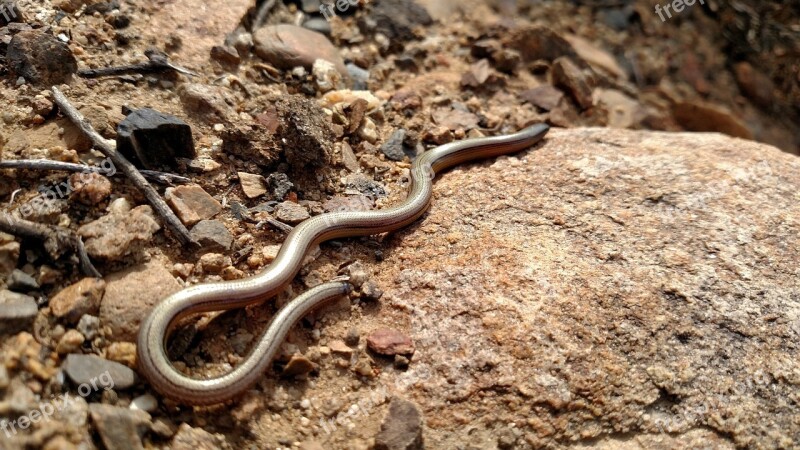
[99,260,181,342]
[374,398,424,450]
[78,205,161,261]
[49,277,106,324]
[165,185,223,227]
[6,29,77,85]
[89,404,151,450]
[190,219,233,252]
[359,128,800,449]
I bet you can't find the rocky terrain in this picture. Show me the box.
[0,0,798,449]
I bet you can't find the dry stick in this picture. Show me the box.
[0,159,192,185]
[51,87,195,246]
[256,217,293,234]
[0,212,101,277]
[77,50,197,78]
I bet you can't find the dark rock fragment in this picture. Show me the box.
[380,129,409,161]
[116,108,196,170]
[190,220,233,252]
[374,398,424,450]
[360,0,432,53]
[7,29,77,85]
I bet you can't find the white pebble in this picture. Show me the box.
[130,394,159,413]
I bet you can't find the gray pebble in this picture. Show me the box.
[347,63,370,90]
[303,18,331,36]
[7,269,39,292]
[63,354,137,390]
[381,129,408,161]
[0,290,37,336]
[190,220,234,252]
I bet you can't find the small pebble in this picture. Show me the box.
[394,355,410,369]
[77,315,100,340]
[345,328,360,346]
[130,394,159,413]
[361,281,383,301]
[56,329,85,354]
[283,354,315,377]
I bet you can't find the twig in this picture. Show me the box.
[139,170,192,186]
[256,217,293,234]
[51,87,195,246]
[253,0,277,30]
[0,160,191,185]
[0,213,100,277]
[77,49,197,78]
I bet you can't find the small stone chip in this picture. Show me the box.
[190,220,233,252]
[282,354,316,377]
[89,404,151,450]
[55,329,85,354]
[275,201,311,225]
[165,185,223,227]
[328,340,353,356]
[238,172,268,199]
[0,290,37,336]
[367,328,415,357]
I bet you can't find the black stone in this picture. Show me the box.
[116,108,196,170]
[380,129,409,161]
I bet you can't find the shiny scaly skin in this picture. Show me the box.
[136,123,550,405]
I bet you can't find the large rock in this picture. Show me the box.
[63,354,137,390]
[100,260,181,342]
[253,24,347,76]
[374,398,424,450]
[360,128,800,449]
